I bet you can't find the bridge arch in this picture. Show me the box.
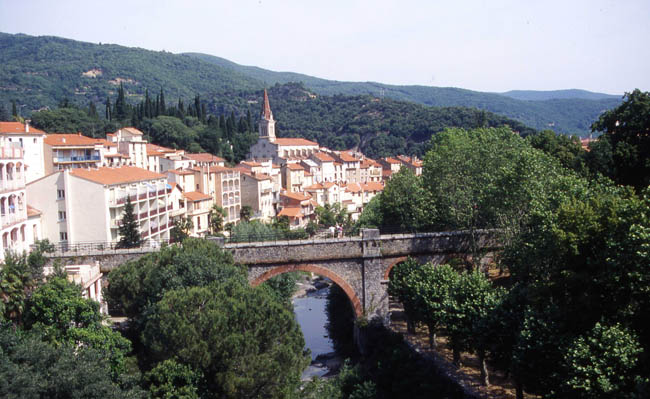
[384,256,409,280]
[250,264,363,318]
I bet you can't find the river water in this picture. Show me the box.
[292,286,336,379]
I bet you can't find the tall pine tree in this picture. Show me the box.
[117,196,141,248]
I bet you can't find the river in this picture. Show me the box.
[292,286,338,380]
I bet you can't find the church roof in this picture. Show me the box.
[274,138,319,146]
[261,89,273,120]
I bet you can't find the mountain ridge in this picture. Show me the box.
[0,32,620,135]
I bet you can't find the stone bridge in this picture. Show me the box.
[45,229,500,323]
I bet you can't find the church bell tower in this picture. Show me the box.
[258,89,276,141]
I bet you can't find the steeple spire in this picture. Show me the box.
[261,89,273,120]
[258,89,276,140]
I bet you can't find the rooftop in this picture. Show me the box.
[274,137,319,146]
[312,152,335,162]
[184,191,212,201]
[278,207,303,218]
[70,166,165,185]
[0,122,46,135]
[44,133,105,147]
[281,191,312,201]
[186,152,225,163]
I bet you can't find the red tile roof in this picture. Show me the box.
[278,207,303,218]
[274,138,318,146]
[184,191,212,201]
[44,133,105,147]
[186,153,225,163]
[285,163,305,170]
[305,183,324,190]
[281,191,312,201]
[338,152,359,162]
[26,205,42,217]
[312,152,335,162]
[363,182,384,192]
[70,166,165,185]
[0,122,46,135]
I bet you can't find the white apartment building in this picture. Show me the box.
[182,191,213,236]
[0,122,46,183]
[239,171,275,222]
[43,133,109,174]
[0,142,41,259]
[27,166,172,245]
[107,127,149,170]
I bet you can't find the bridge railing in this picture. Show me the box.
[34,239,170,256]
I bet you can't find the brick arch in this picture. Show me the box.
[251,264,363,318]
[383,256,408,280]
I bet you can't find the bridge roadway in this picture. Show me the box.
[45,229,500,324]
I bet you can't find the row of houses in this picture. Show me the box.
[0,91,423,255]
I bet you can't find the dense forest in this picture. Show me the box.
[1,32,620,135]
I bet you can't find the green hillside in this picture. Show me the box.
[0,32,263,112]
[185,53,620,135]
[0,32,619,136]
[500,89,620,101]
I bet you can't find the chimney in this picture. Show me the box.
[25,120,30,133]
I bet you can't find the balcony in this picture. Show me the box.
[53,155,101,163]
[1,212,27,229]
[0,147,23,159]
[0,178,25,193]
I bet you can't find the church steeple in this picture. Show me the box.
[258,89,276,140]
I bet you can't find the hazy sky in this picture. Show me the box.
[1,0,648,94]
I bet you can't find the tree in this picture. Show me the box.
[379,168,432,233]
[208,204,226,234]
[105,238,244,330]
[558,323,645,399]
[591,89,650,190]
[145,359,200,399]
[11,100,17,118]
[423,127,568,265]
[141,281,309,398]
[24,276,132,378]
[117,196,141,249]
[0,327,145,398]
[170,216,193,243]
[239,205,252,222]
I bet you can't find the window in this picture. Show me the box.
[60,232,68,241]
[58,211,66,221]
[197,217,201,229]
[57,189,65,199]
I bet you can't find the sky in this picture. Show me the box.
[1,0,649,95]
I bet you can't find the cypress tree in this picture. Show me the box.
[201,103,207,124]
[114,82,127,120]
[88,101,98,118]
[247,109,253,133]
[177,98,185,117]
[159,88,166,115]
[105,96,112,121]
[11,100,18,118]
[117,196,141,249]
[194,95,202,121]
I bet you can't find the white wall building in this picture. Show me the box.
[0,122,46,183]
[27,166,172,245]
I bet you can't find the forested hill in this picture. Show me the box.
[186,52,620,135]
[0,32,618,136]
[499,89,620,101]
[263,83,536,158]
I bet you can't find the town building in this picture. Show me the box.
[44,263,106,313]
[43,133,108,173]
[27,166,172,245]
[182,191,213,236]
[239,170,275,222]
[277,191,316,229]
[0,121,46,183]
[106,127,149,169]
[0,139,41,258]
